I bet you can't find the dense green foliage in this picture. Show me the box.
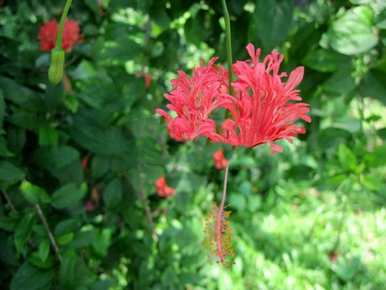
[0,0,385,289]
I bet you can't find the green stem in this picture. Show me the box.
[56,0,73,49]
[221,0,233,95]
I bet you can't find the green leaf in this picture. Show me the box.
[0,90,5,128]
[92,228,113,257]
[0,232,18,266]
[20,181,51,204]
[37,240,50,263]
[0,216,17,232]
[0,77,42,108]
[52,183,87,209]
[91,156,110,179]
[10,262,53,290]
[303,49,349,72]
[365,144,386,167]
[59,251,94,289]
[184,11,210,46]
[0,161,24,186]
[14,212,35,255]
[57,233,74,246]
[325,6,378,55]
[0,137,14,157]
[323,66,356,95]
[71,124,131,156]
[338,144,357,172]
[59,251,78,289]
[361,71,386,105]
[38,127,59,146]
[34,146,80,170]
[63,93,79,113]
[55,219,80,236]
[103,178,123,209]
[251,0,293,50]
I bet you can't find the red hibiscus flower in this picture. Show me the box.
[156,58,232,142]
[156,43,311,154]
[39,19,80,52]
[219,44,311,153]
[213,149,228,170]
[155,176,175,198]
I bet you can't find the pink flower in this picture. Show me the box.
[156,58,231,142]
[219,44,311,153]
[213,149,228,170]
[155,176,175,198]
[39,19,81,52]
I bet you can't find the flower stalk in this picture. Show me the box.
[56,0,73,49]
[221,0,233,94]
[48,0,73,85]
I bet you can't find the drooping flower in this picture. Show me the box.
[219,44,311,153]
[39,19,81,52]
[213,149,228,170]
[157,43,311,154]
[155,176,175,198]
[156,58,231,142]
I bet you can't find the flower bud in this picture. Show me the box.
[48,48,65,85]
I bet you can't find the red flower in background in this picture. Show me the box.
[213,149,228,170]
[156,43,311,154]
[156,58,232,142]
[39,19,80,52]
[144,73,152,88]
[155,176,175,198]
[219,44,311,153]
[81,154,90,170]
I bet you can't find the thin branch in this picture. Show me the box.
[1,191,17,213]
[34,204,62,262]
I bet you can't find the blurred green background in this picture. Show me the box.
[0,0,385,289]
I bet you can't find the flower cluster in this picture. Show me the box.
[39,19,81,52]
[157,43,311,154]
